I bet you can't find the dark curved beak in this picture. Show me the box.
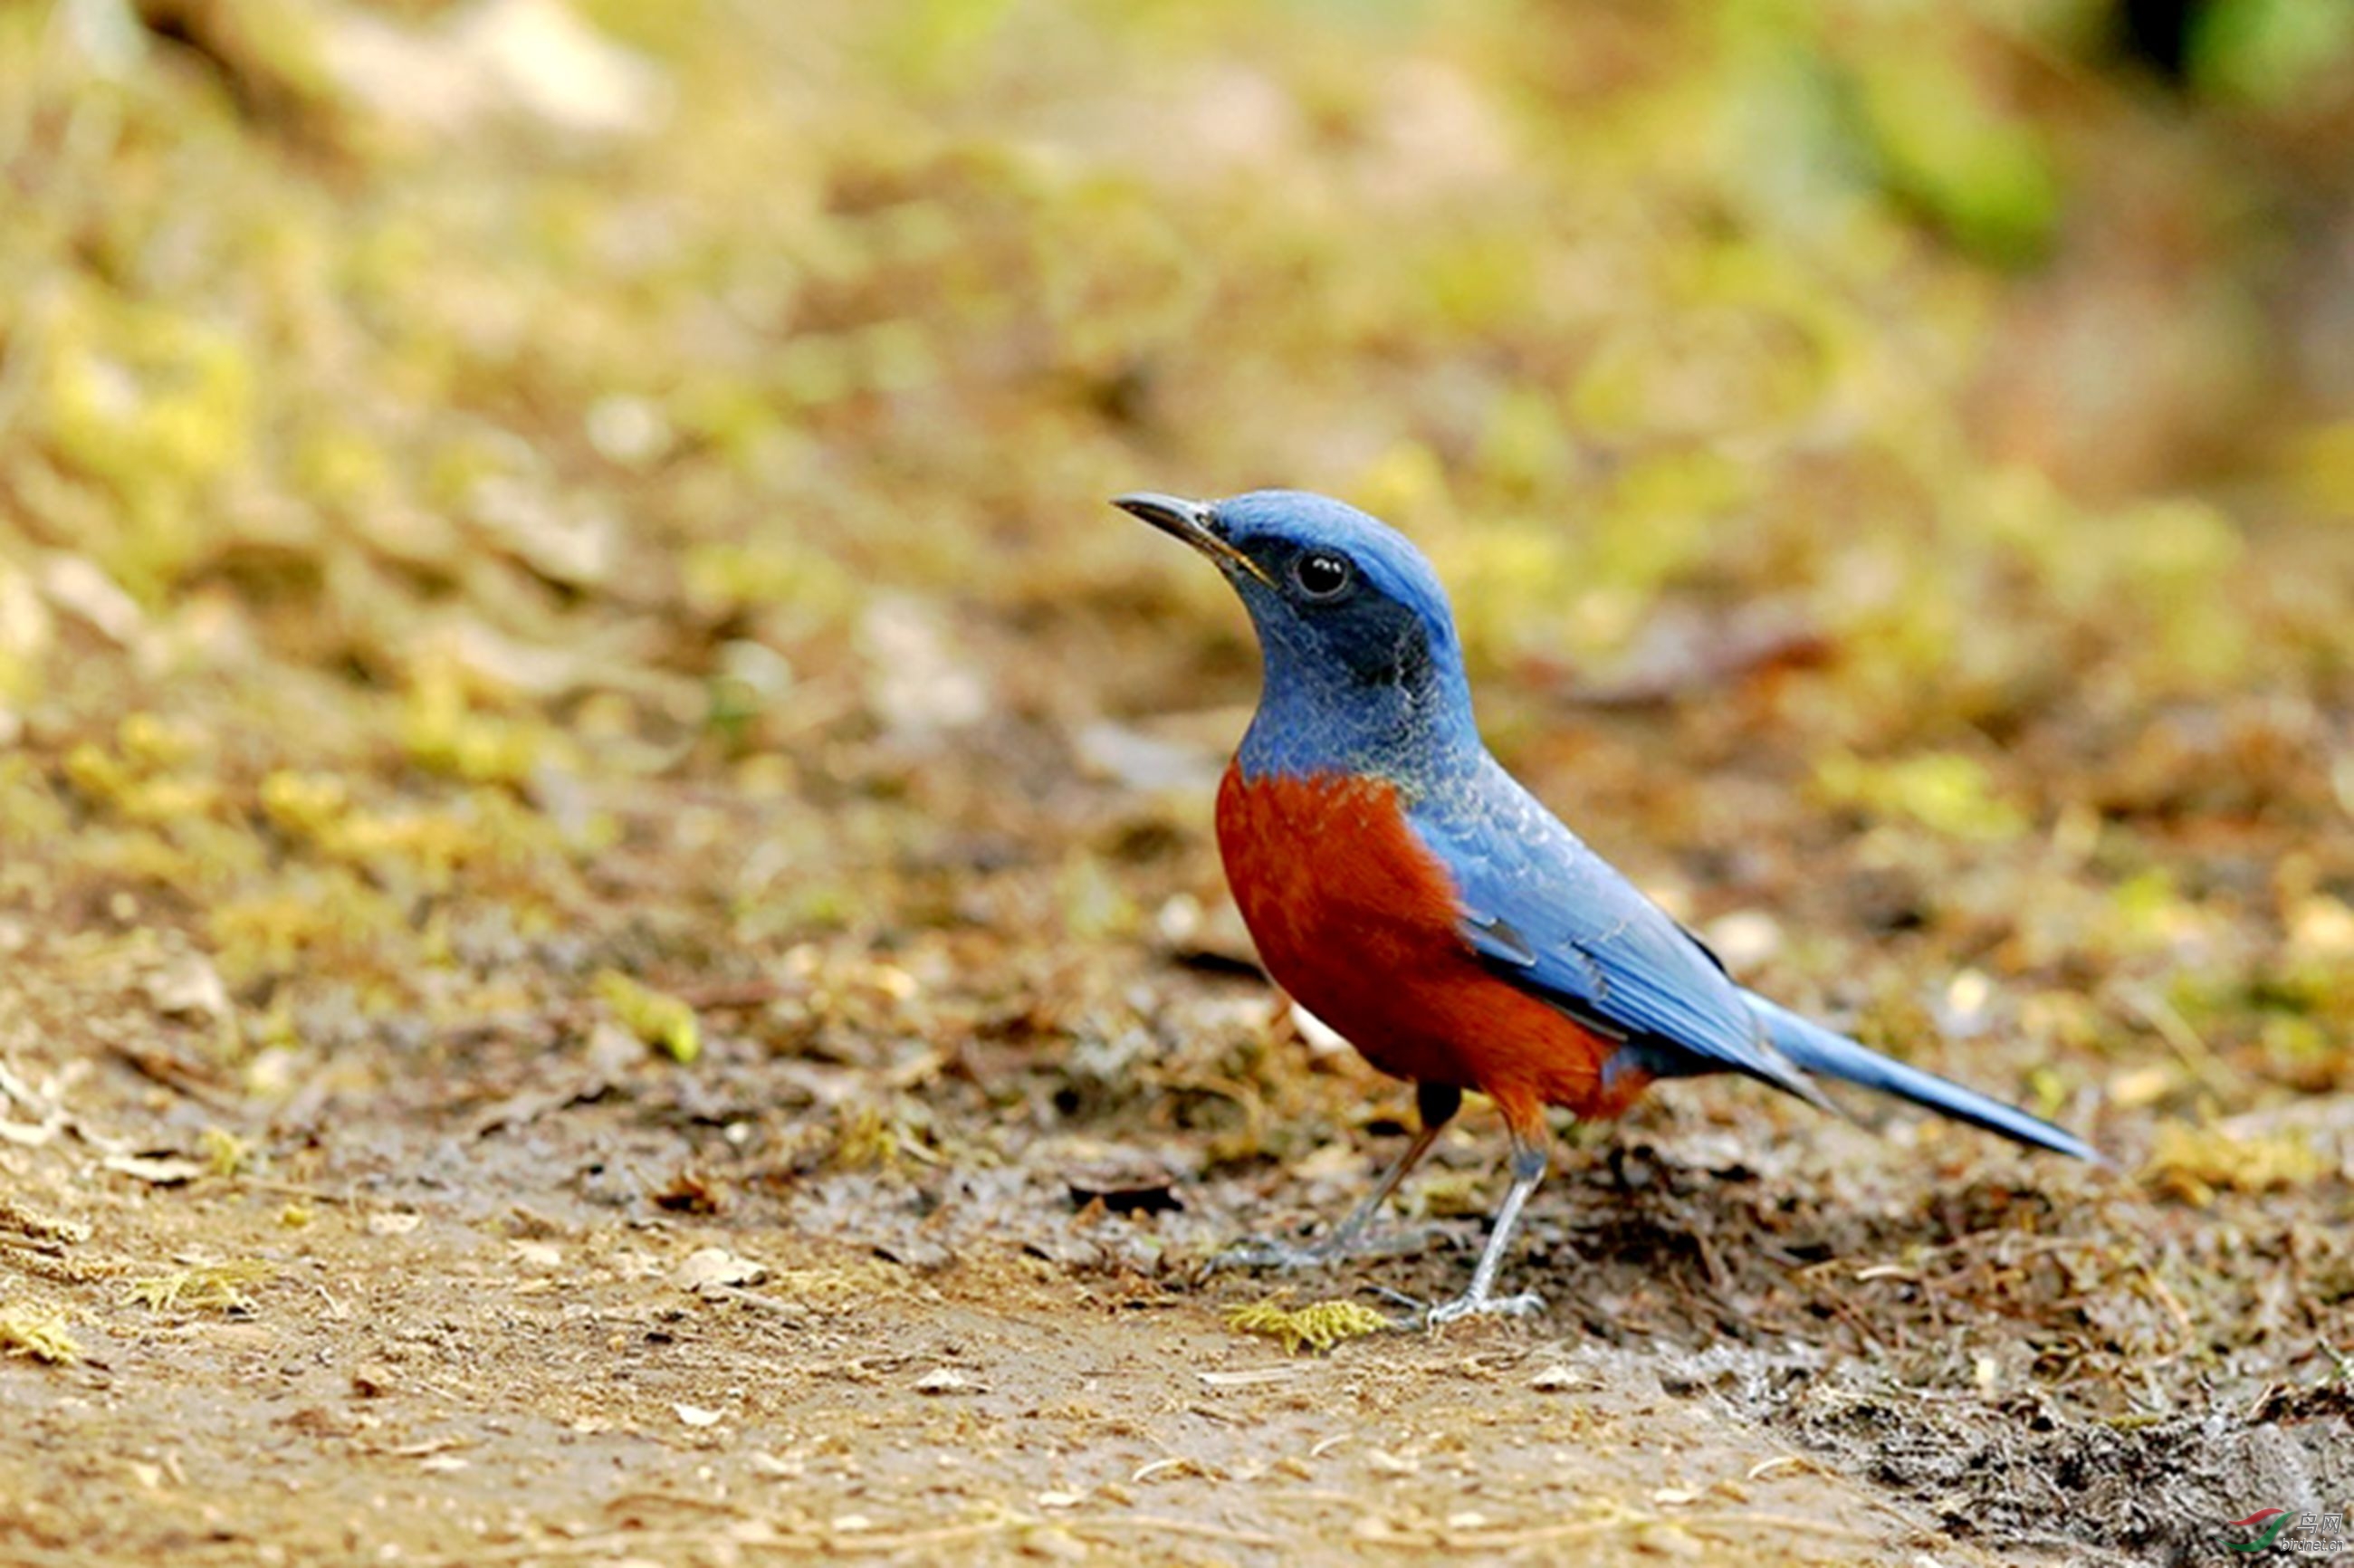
[1112,492,1273,587]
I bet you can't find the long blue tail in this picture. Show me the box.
[1744,992,2105,1164]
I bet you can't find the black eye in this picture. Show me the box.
[1293,551,1353,601]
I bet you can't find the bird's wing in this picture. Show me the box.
[1411,761,2102,1162]
[1410,763,1832,1110]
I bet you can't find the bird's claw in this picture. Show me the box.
[1203,1238,1335,1274]
[1344,1285,1423,1330]
[1421,1288,1545,1327]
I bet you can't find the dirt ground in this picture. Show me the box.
[5,2,2354,1564]
[2,861,2349,1567]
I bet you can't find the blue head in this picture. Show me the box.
[1115,489,1480,787]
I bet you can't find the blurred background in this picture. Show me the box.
[9,6,2354,1548]
[3,0,2352,1162]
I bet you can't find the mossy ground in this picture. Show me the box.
[2,2,2350,1563]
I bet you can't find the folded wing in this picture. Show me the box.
[1412,764,1832,1111]
[1417,760,2100,1162]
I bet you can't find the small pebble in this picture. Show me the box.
[914,1366,976,1395]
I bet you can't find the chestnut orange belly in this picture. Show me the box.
[1215,766,1648,1130]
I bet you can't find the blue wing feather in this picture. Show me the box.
[1411,760,1832,1110]
[1415,758,2101,1162]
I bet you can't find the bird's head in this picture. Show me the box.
[1114,489,1478,779]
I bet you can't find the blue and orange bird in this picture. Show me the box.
[1115,489,2102,1324]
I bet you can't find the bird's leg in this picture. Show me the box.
[1213,1084,1460,1271]
[1422,1123,1547,1324]
[1295,1108,1445,1258]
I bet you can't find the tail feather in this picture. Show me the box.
[1744,992,2106,1164]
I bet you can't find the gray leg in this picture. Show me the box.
[1425,1126,1547,1324]
[1216,1084,1461,1270]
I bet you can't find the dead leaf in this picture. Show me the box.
[675,1247,766,1291]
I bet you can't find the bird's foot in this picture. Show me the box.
[1205,1228,1432,1275]
[1364,1284,1546,1330]
[1421,1287,1545,1327]
[1204,1237,1334,1274]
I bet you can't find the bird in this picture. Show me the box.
[1114,488,2103,1324]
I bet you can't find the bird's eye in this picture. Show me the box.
[1293,551,1354,601]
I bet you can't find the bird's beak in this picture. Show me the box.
[1112,492,1274,588]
